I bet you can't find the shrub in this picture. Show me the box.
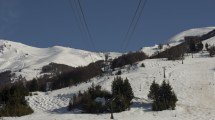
[68,77,134,113]
[209,46,215,57]
[158,44,163,50]
[0,104,33,117]
[28,61,103,92]
[140,63,145,67]
[151,42,187,60]
[68,84,112,113]
[0,82,33,117]
[111,52,148,69]
[115,70,122,75]
[196,42,203,51]
[28,79,39,92]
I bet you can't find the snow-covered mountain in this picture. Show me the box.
[141,27,215,56]
[7,47,215,120]
[0,40,120,80]
[1,27,215,81]
[169,27,215,43]
[2,27,215,120]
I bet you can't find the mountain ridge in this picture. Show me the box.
[141,26,215,56]
[0,39,121,80]
[1,26,215,80]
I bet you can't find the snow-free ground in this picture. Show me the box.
[3,51,215,120]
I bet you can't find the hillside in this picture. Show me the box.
[3,51,215,120]
[169,27,215,43]
[141,27,215,56]
[1,27,215,120]
[0,40,120,80]
[1,26,214,81]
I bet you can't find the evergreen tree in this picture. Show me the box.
[0,82,33,116]
[189,41,196,58]
[68,76,134,113]
[111,95,128,112]
[111,76,124,96]
[123,78,134,102]
[148,80,160,101]
[209,46,215,57]
[205,43,209,51]
[29,79,39,92]
[148,80,178,111]
[189,40,196,52]
[169,91,177,110]
[159,81,172,101]
[111,77,134,112]
[197,42,203,51]
[159,81,177,110]
[140,63,145,67]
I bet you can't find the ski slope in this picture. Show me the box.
[2,27,215,120]
[1,26,215,80]
[4,52,215,120]
[0,40,120,80]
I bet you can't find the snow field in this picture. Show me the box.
[0,40,121,80]
[4,52,215,120]
[2,26,215,119]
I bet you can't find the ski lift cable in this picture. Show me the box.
[77,0,96,51]
[121,0,143,51]
[68,0,97,63]
[67,0,88,47]
[123,0,148,52]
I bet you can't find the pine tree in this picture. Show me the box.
[159,81,177,110]
[197,42,203,51]
[29,79,39,92]
[159,81,172,101]
[111,77,134,112]
[111,76,124,96]
[111,95,128,112]
[170,91,177,110]
[0,82,33,116]
[205,43,209,51]
[189,40,196,52]
[209,46,215,57]
[189,40,196,58]
[123,78,134,102]
[149,80,178,111]
[148,80,160,101]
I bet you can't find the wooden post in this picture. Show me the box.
[163,67,166,78]
[110,100,114,119]
[182,54,184,64]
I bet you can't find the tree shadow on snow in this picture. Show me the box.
[51,100,153,114]
[51,107,70,114]
[130,101,152,112]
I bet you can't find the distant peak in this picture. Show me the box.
[169,26,215,43]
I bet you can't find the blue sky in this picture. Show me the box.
[0,0,215,52]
